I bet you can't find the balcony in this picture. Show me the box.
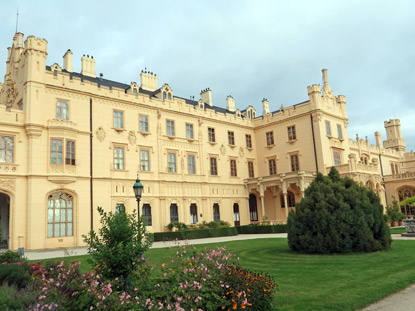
[384,172,415,182]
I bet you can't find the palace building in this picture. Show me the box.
[0,33,414,250]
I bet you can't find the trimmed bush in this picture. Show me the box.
[287,168,391,254]
[153,227,237,242]
[236,224,287,234]
[0,263,31,289]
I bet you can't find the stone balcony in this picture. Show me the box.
[326,162,380,175]
[384,172,415,182]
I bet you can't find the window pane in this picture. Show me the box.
[61,223,66,236]
[48,208,53,222]
[6,151,13,163]
[68,208,73,222]
[54,223,60,237]
[48,224,53,237]
[67,223,73,236]
[55,208,60,222]
[61,209,66,222]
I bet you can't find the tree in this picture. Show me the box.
[287,167,391,254]
[83,207,153,287]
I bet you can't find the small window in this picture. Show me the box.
[166,120,175,136]
[269,159,277,175]
[333,151,341,166]
[208,128,216,143]
[186,123,194,139]
[57,100,69,120]
[245,134,252,148]
[142,204,152,226]
[230,159,237,177]
[210,157,218,175]
[51,139,63,164]
[248,161,254,178]
[114,110,124,129]
[337,124,343,139]
[65,140,75,165]
[168,153,177,173]
[190,203,198,224]
[325,120,332,136]
[0,136,14,163]
[140,150,150,171]
[170,204,179,223]
[139,115,149,132]
[228,131,235,145]
[213,203,220,222]
[288,126,296,141]
[188,154,196,174]
[114,146,125,169]
[290,154,299,172]
[266,131,274,146]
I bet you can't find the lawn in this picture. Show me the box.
[37,238,415,311]
[390,227,406,234]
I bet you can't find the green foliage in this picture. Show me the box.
[0,251,23,264]
[236,224,288,234]
[0,263,31,289]
[288,167,391,254]
[400,195,415,208]
[386,197,406,222]
[166,222,187,231]
[82,206,153,285]
[153,227,238,242]
[167,220,230,232]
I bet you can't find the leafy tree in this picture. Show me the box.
[287,167,391,254]
[83,206,153,287]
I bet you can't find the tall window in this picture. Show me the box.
[230,159,237,177]
[228,131,235,145]
[249,194,258,221]
[114,147,125,169]
[290,154,299,172]
[337,124,343,139]
[186,123,194,139]
[190,203,198,224]
[170,204,179,223]
[266,131,274,146]
[114,110,124,129]
[208,128,216,142]
[325,120,332,136]
[168,153,176,173]
[139,115,149,132]
[333,150,341,166]
[57,100,69,120]
[65,140,75,165]
[288,192,295,208]
[0,136,14,163]
[140,150,150,171]
[210,157,218,175]
[188,154,196,174]
[51,139,63,164]
[248,161,254,178]
[288,126,296,141]
[47,192,73,238]
[142,204,152,226]
[269,159,277,175]
[245,134,252,148]
[213,203,220,222]
[280,194,285,208]
[167,120,175,136]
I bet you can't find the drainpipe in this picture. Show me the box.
[310,114,319,173]
[90,98,94,231]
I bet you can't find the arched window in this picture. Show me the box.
[398,187,415,216]
[287,191,295,208]
[170,204,179,223]
[47,191,73,238]
[249,194,258,221]
[190,203,198,224]
[213,203,220,222]
[142,203,152,226]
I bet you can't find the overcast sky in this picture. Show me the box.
[1,0,414,151]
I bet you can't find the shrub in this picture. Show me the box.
[83,206,153,286]
[153,227,238,242]
[0,250,23,263]
[288,168,391,254]
[166,222,187,231]
[236,224,287,234]
[0,263,31,289]
[386,198,406,222]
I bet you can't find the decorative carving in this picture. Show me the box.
[220,144,226,156]
[5,80,18,109]
[50,165,64,173]
[239,147,244,158]
[128,130,137,145]
[0,178,16,192]
[96,126,106,142]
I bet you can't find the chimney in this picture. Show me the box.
[322,68,333,97]
[262,98,270,115]
[81,54,96,77]
[226,95,235,112]
[200,88,213,107]
[63,49,73,72]
[374,132,382,148]
[140,70,158,91]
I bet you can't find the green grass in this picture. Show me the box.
[390,227,407,234]
[33,239,415,311]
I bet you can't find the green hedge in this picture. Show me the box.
[153,227,238,242]
[236,224,287,234]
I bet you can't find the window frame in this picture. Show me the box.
[210,156,218,176]
[245,134,252,148]
[51,138,64,165]
[56,100,69,120]
[113,109,124,129]
[170,203,179,223]
[213,203,220,222]
[166,119,175,137]
[187,153,196,174]
[186,123,194,140]
[268,158,277,175]
[65,140,76,166]
[47,191,74,238]
[113,145,125,170]
[190,203,198,224]
[266,131,274,146]
[140,149,150,171]
[230,158,237,177]
[290,154,299,172]
[139,114,149,133]
[333,149,342,166]
[337,124,343,139]
[288,125,297,141]
[167,152,177,173]
[208,127,216,143]
[228,131,235,146]
[325,120,332,136]
[247,160,254,178]
[142,203,152,226]
[0,135,15,163]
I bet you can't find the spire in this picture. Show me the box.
[15,8,19,33]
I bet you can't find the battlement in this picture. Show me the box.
[24,35,48,53]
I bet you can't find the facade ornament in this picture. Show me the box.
[239,147,244,158]
[6,80,18,109]
[0,178,16,192]
[198,117,203,126]
[128,130,137,145]
[220,144,226,156]
[96,126,106,142]
[157,109,162,119]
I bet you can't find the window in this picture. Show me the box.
[188,154,196,174]
[142,204,152,226]
[168,152,176,173]
[190,203,198,224]
[288,126,296,141]
[65,140,75,165]
[287,192,295,208]
[266,131,274,146]
[213,203,220,222]
[230,159,237,177]
[115,203,125,216]
[337,124,343,139]
[248,161,254,178]
[114,110,124,129]
[333,150,341,166]
[47,192,73,238]
[0,136,14,163]
[57,100,69,120]
[186,123,194,139]
[51,139,63,164]
[233,203,240,223]
[208,127,215,142]
[249,194,258,221]
[280,194,285,208]
[139,115,149,132]
[114,147,125,169]
[391,163,395,175]
[245,134,252,148]
[228,131,235,145]
[163,92,166,101]
[166,120,175,136]
[269,159,277,175]
[210,157,218,175]
[168,93,172,100]
[140,150,150,171]
[170,204,179,223]
[290,154,299,172]
[325,120,332,136]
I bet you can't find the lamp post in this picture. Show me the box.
[133,176,143,220]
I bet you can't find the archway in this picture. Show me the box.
[0,193,10,249]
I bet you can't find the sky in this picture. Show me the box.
[1,0,414,151]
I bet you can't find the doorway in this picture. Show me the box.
[0,193,10,249]
[233,203,240,226]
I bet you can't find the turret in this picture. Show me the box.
[383,119,406,152]
[140,70,158,91]
[374,131,382,148]
[307,84,321,110]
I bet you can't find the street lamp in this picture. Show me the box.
[133,176,143,220]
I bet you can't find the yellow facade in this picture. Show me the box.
[0,33,414,250]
